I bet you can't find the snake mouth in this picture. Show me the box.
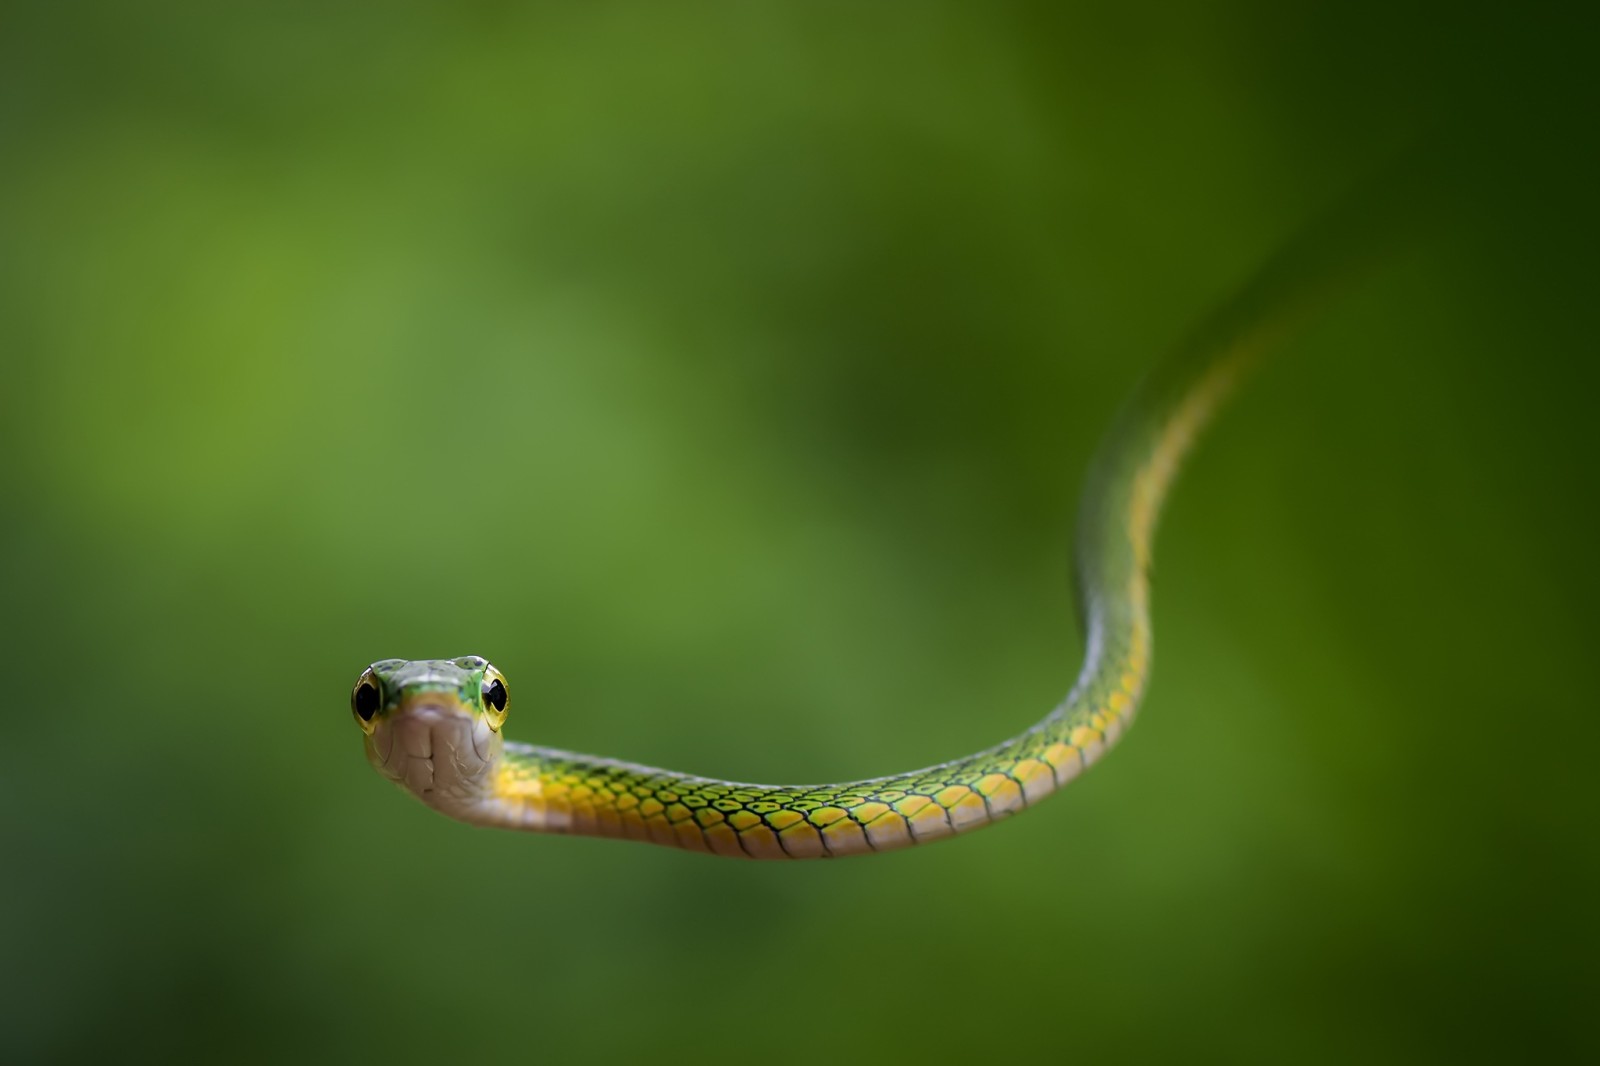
[367,703,496,806]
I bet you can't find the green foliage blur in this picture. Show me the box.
[4,3,1596,1062]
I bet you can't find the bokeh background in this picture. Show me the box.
[4,2,1596,1062]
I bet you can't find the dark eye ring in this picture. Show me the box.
[483,677,507,713]
[351,668,383,734]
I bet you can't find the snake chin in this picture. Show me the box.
[365,704,500,814]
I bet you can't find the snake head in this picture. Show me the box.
[352,657,509,815]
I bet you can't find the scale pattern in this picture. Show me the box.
[482,343,1247,857]
[362,182,1397,856]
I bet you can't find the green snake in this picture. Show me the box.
[350,193,1393,859]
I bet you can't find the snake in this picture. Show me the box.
[349,187,1401,860]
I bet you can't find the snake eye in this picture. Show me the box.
[351,668,383,735]
[481,665,509,731]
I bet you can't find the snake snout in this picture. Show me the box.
[367,703,497,809]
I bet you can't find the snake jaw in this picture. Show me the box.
[365,700,501,815]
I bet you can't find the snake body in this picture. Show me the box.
[351,198,1386,859]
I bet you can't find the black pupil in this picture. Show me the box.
[354,682,380,720]
[484,678,507,712]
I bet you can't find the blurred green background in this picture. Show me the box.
[3,2,1596,1062]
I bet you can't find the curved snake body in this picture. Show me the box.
[352,199,1388,859]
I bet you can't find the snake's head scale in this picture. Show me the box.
[352,657,510,816]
